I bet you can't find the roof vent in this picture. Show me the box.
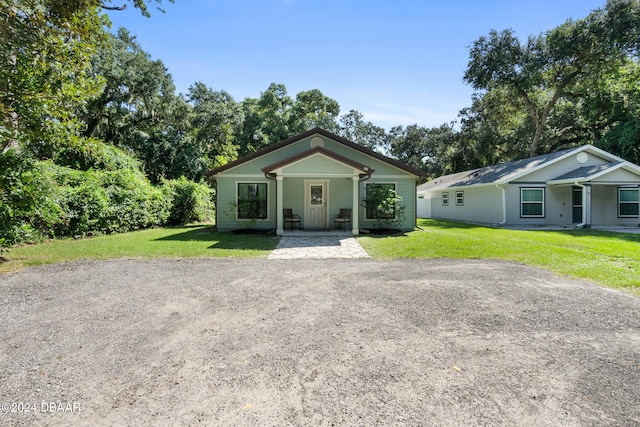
[577,152,588,164]
[310,137,324,148]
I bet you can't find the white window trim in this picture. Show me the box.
[364,182,398,221]
[455,191,464,206]
[618,187,639,218]
[520,187,545,218]
[235,181,270,221]
[442,192,449,206]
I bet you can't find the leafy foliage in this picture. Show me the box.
[362,185,406,231]
[80,28,192,183]
[162,178,215,225]
[0,145,216,244]
[463,0,640,157]
[0,150,64,245]
[3,0,640,247]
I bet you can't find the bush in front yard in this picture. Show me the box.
[47,162,169,238]
[162,177,215,225]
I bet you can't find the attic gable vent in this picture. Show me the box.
[577,152,588,164]
[310,137,324,148]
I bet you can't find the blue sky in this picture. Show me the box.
[106,0,606,130]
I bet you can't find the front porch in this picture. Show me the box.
[262,145,374,236]
[546,182,640,228]
[280,229,354,237]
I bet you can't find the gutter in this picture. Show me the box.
[358,167,373,183]
[264,172,278,234]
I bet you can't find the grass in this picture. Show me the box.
[2,219,638,295]
[0,225,279,273]
[357,219,640,295]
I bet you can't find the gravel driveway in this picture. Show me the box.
[1,258,639,426]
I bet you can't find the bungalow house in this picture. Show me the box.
[207,128,426,235]
[417,145,640,228]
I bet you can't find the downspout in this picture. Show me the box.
[359,170,372,183]
[575,182,587,228]
[355,168,373,235]
[496,184,507,225]
[264,172,277,233]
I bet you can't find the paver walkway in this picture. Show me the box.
[268,235,370,259]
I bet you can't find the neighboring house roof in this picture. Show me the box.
[548,161,640,185]
[418,144,640,193]
[551,163,619,181]
[206,127,426,177]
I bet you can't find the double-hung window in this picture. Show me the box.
[455,191,464,206]
[442,192,449,206]
[521,188,545,218]
[618,187,639,217]
[237,183,268,219]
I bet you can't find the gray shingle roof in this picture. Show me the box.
[418,147,576,191]
[550,163,621,181]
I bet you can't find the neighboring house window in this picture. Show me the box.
[618,187,639,217]
[521,188,545,217]
[237,183,267,219]
[455,191,464,206]
[442,192,449,206]
[365,183,396,219]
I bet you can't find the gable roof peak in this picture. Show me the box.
[206,127,426,177]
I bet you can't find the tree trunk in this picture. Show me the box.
[530,122,544,157]
[529,90,562,157]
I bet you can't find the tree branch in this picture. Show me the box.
[101,4,127,11]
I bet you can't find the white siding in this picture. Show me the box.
[591,186,640,226]
[430,186,503,224]
[505,185,573,226]
[417,196,430,218]
[520,152,609,182]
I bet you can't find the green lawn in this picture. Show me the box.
[358,219,640,294]
[0,225,279,273]
[2,220,639,295]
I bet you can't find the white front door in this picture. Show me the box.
[305,181,327,229]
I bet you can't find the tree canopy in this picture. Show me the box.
[2,0,640,246]
[464,0,640,157]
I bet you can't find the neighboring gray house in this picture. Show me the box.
[417,145,640,228]
[207,128,425,235]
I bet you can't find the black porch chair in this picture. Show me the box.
[333,208,352,230]
[283,209,302,230]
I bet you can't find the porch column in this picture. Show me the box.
[276,175,284,235]
[351,176,360,235]
[583,184,592,228]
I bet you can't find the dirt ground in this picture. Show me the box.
[0,258,639,426]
